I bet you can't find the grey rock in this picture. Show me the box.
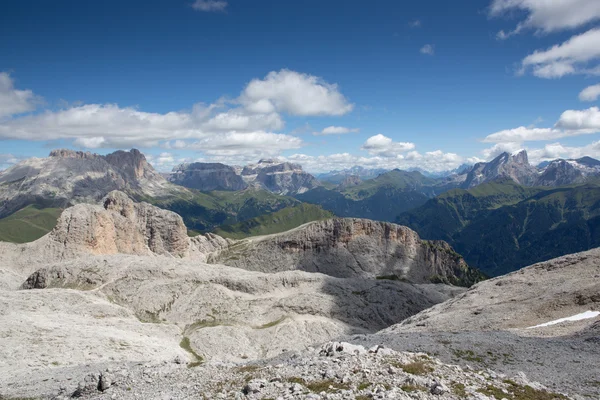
[0,148,186,219]
[167,162,248,191]
[211,218,479,285]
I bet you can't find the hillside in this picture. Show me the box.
[0,205,62,243]
[212,203,333,239]
[296,169,449,222]
[397,179,600,276]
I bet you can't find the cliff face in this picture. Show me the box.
[40,191,192,259]
[241,159,320,195]
[462,151,538,188]
[167,162,248,191]
[0,149,184,218]
[210,218,483,286]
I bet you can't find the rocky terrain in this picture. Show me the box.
[167,162,249,191]
[0,149,185,218]
[210,218,482,286]
[0,191,597,400]
[0,193,481,399]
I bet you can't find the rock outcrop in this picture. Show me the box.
[241,159,320,195]
[390,247,600,333]
[0,148,185,218]
[167,162,248,191]
[18,191,222,262]
[210,218,483,286]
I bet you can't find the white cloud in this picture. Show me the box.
[520,28,600,78]
[579,83,600,101]
[490,0,600,38]
[0,68,358,162]
[239,69,354,116]
[483,126,563,143]
[555,106,600,131]
[484,107,600,143]
[420,44,435,56]
[314,126,359,136]
[285,149,465,173]
[481,142,525,159]
[528,140,600,164]
[0,72,39,118]
[361,134,416,157]
[409,19,422,28]
[191,0,227,12]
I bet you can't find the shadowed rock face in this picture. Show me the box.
[210,218,483,286]
[0,149,184,218]
[167,162,248,191]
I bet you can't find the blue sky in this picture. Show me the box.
[1,0,600,172]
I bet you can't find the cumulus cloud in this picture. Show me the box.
[0,69,360,161]
[484,107,600,143]
[361,134,416,157]
[420,44,435,55]
[284,149,465,173]
[555,106,600,131]
[491,0,600,39]
[239,69,354,116]
[520,28,600,78]
[579,84,600,101]
[483,127,563,143]
[314,126,359,136]
[481,142,525,160]
[191,0,227,12]
[528,141,600,164]
[0,72,40,118]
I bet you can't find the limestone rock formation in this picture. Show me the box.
[0,148,185,218]
[167,162,248,191]
[241,159,320,195]
[210,218,482,286]
[462,150,538,188]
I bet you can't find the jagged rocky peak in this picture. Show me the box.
[462,150,538,188]
[103,148,152,180]
[168,162,248,191]
[536,159,585,186]
[0,148,183,219]
[49,149,99,160]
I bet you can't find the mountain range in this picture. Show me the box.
[3,148,600,277]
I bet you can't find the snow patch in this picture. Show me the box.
[527,311,600,329]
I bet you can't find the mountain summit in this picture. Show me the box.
[0,149,183,218]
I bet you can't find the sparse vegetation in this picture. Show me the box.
[179,336,204,368]
[401,384,428,392]
[477,380,569,400]
[254,316,286,329]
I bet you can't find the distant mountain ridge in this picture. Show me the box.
[168,158,319,195]
[397,178,600,276]
[0,148,184,219]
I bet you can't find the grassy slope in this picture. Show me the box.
[213,203,334,239]
[296,170,438,222]
[0,205,62,243]
[397,179,600,276]
[143,188,300,232]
